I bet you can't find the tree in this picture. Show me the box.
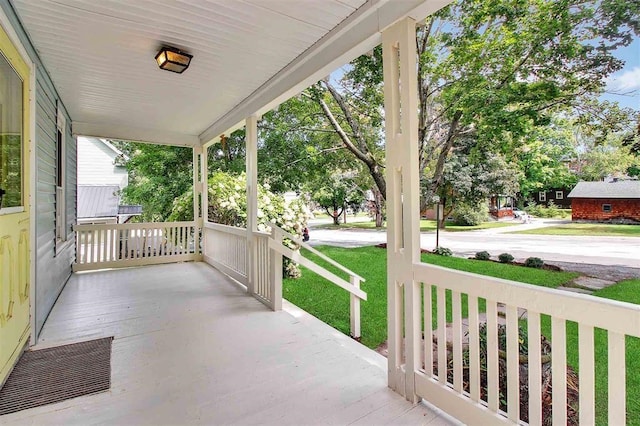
[515,120,579,199]
[307,172,365,225]
[306,0,639,212]
[437,138,521,227]
[117,143,194,222]
[577,135,640,181]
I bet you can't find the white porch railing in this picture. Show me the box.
[402,262,640,425]
[202,222,366,338]
[73,221,199,272]
[202,222,248,284]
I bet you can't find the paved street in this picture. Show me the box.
[308,219,640,268]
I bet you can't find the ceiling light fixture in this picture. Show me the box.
[155,46,193,74]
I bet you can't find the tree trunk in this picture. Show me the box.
[332,210,340,225]
[374,187,384,228]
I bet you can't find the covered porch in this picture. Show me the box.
[3,0,639,424]
[0,262,453,425]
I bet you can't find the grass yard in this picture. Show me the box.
[283,245,578,349]
[511,223,640,237]
[313,219,517,232]
[283,246,639,423]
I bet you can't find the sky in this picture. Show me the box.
[602,38,640,111]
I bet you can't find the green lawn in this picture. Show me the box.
[511,223,640,237]
[283,245,577,348]
[283,246,639,423]
[313,219,517,232]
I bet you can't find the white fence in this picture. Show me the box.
[202,222,248,284]
[74,221,199,271]
[404,262,640,425]
[201,222,366,338]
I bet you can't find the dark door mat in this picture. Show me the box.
[0,336,113,416]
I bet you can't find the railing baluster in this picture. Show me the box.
[528,311,542,426]
[81,230,88,263]
[506,304,519,422]
[552,317,567,425]
[608,331,626,425]
[452,290,463,392]
[437,286,447,383]
[486,300,499,412]
[468,296,480,402]
[96,229,102,263]
[579,323,595,426]
[423,283,433,377]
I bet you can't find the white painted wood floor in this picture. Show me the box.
[2,262,456,425]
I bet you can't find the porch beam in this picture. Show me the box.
[246,115,259,296]
[198,0,452,145]
[73,121,199,147]
[382,17,421,402]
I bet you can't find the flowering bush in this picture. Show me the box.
[169,172,310,277]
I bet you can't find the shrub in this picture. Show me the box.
[451,202,488,226]
[169,171,311,278]
[525,257,544,268]
[433,246,453,256]
[524,201,571,219]
[498,253,514,263]
[475,251,491,261]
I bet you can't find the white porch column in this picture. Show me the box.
[193,145,203,258]
[200,145,208,223]
[246,115,259,295]
[382,17,421,402]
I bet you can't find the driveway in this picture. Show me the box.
[308,220,640,268]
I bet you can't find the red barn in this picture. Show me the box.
[568,180,640,223]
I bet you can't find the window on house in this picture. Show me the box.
[55,106,67,245]
[556,191,564,200]
[0,53,23,211]
[602,204,612,213]
[538,192,546,202]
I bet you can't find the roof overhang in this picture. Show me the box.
[12,0,451,147]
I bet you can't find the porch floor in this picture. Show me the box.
[2,262,454,425]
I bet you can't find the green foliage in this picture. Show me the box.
[498,253,514,263]
[475,251,491,261]
[433,246,453,256]
[524,257,544,268]
[524,201,571,218]
[116,143,193,222]
[307,172,365,225]
[0,135,22,208]
[169,172,311,278]
[451,201,489,226]
[577,133,640,182]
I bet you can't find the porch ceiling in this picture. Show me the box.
[11,0,451,147]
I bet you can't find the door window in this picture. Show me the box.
[0,52,23,210]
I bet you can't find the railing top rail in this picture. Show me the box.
[414,262,640,337]
[271,223,365,282]
[204,221,247,237]
[268,238,367,300]
[74,221,196,231]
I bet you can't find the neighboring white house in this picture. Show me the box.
[77,137,141,224]
[77,136,128,189]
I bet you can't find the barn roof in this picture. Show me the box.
[567,181,640,199]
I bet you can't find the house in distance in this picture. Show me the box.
[567,179,640,223]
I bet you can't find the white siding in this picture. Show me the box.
[77,137,127,189]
